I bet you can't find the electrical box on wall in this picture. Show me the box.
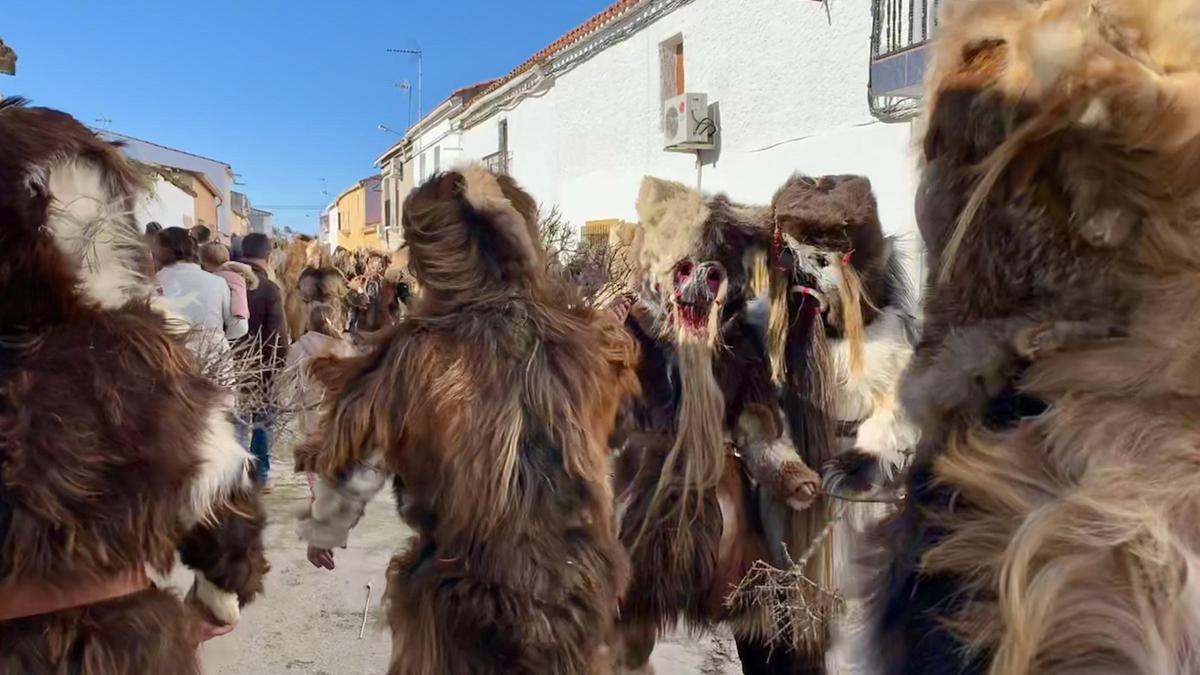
[663,92,715,152]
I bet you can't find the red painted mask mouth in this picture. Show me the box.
[674,302,712,334]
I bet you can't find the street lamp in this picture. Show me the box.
[378,124,403,136]
[386,48,422,121]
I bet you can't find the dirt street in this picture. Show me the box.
[184,453,740,675]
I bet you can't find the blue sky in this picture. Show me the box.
[3,0,612,233]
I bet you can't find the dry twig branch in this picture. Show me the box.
[537,204,634,308]
[187,329,306,445]
[724,510,846,649]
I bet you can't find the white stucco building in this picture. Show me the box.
[377,0,932,285]
[101,130,237,235]
[134,174,196,231]
[249,207,275,237]
[320,202,340,251]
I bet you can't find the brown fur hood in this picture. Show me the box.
[772,174,885,268]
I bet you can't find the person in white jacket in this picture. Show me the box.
[155,227,248,342]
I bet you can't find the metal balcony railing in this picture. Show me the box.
[872,0,938,59]
[482,151,511,176]
[869,0,938,117]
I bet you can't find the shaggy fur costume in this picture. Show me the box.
[763,174,919,672]
[872,0,1200,673]
[280,235,317,339]
[614,176,826,674]
[295,166,639,675]
[0,99,267,674]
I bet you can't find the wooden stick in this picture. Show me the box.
[359,582,372,639]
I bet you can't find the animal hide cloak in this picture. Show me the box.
[0,99,267,674]
[873,1,1200,673]
[295,167,639,675]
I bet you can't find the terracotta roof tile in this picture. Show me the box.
[477,0,642,98]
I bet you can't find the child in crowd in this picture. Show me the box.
[200,242,257,322]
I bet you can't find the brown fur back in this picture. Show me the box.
[877,1,1200,673]
[303,169,639,674]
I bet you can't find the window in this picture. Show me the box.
[419,152,427,181]
[582,219,619,249]
[498,119,508,154]
[434,146,441,174]
[659,34,685,104]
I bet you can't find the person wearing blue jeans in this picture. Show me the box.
[236,413,272,486]
[250,414,272,485]
[237,234,290,492]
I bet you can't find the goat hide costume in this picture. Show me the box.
[0,100,267,673]
[280,234,320,339]
[345,250,408,337]
[873,0,1200,673]
[294,167,639,675]
[765,174,918,671]
[613,176,827,674]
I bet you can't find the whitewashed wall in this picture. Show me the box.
[411,116,463,184]
[326,206,341,250]
[104,131,235,234]
[136,176,196,232]
[456,0,924,289]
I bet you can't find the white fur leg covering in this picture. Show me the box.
[194,574,240,626]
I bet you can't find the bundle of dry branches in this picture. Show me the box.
[186,329,305,444]
[537,205,634,308]
[724,513,846,649]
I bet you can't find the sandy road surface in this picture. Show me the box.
[183,453,740,675]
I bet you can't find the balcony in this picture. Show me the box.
[482,151,511,176]
[870,0,938,117]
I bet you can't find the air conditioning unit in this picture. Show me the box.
[663,92,715,152]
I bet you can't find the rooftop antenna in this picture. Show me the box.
[386,47,423,121]
[94,117,112,129]
[394,80,413,128]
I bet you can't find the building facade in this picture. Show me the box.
[321,203,340,251]
[229,191,251,237]
[134,172,196,232]
[191,173,220,231]
[374,80,496,251]
[101,130,237,235]
[383,0,929,292]
[330,175,384,252]
[249,208,275,237]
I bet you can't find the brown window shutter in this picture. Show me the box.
[675,42,685,95]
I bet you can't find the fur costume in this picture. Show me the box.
[763,174,918,671]
[294,167,639,675]
[0,99,267,674]
[280,234,316,340]
[343,250,405,336]
[872,0,1200,673]
[614,176,826,674]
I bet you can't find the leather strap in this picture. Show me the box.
[0,568,150,622]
